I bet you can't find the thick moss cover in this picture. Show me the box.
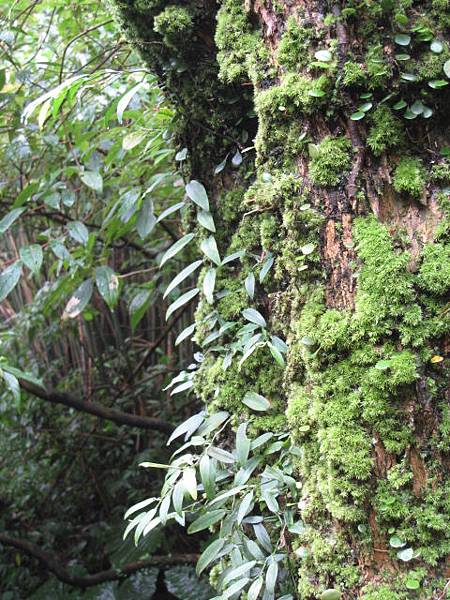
[108,0,450,597]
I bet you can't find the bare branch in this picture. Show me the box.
[19,380,174,433]
[0,533,197,589]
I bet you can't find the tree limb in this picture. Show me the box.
[19,380,174,433]
[0,533,197,589]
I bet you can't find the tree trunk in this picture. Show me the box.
[108,1,450,597]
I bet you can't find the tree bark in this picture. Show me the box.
[107,1,450,597]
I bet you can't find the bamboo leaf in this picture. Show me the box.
[166,288,199,320]
[160,233,195,268]
[164,260,202,299]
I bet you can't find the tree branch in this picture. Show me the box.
[0,533,197,589]
[19,380,174,433]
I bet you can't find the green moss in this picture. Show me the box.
[431,160,450,182]
[360,584,407,600]
[194,349,284,415]
[367,106,405,156]
[153,5,194,47]
[215,0,268,84]
[309,136,352,187]
[393,157,427,199]
[296,529,361,599]
[417,242,450,295]
[342,60,366,87]
[365,44,392,89]
[277,16,313,71]
[416,47,450,81]
[254,74,328,167]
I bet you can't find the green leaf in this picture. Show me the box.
[0,208,25,234]
[164,260,203,300]
[301,243,316,255]
[259,254,274,283]
[400,73,417,81]
[199,454,215,499]
[393,99,407,109]
[428,79,448,89]
[183,467,198,500]
[350,111,365,121]
[203,268,216,304]
[185,180,209,211]
[0,262,22,303]
[157,201,185,223]
[395,53,410,61]
[242,308,266,328]
[265,560,279,594]
[129,288,153,333]
[237,490,253,524]
[136,198,156,239]
[430,39,443,53]
[175,147,188,161]
[20,245,43,276]
[389,536,406,548]
[124,497,157,520]
[236,423,250,466]
[3,371,20,403]
[405,578,420,590]
[166,288,200,320]
[122,131,145,150]
[315,49,332,61]
[95,266,120,309]
[444,59,450,78]
[410,100,424,115]
[172,480,185,516]
[248,577,264,600]
[62,279,93,319]
[117,81,144,124]
[167,411,205,445]
[196,538,225,575]
[80,171,103,193]
[200,236,221,265]
[245,273,255,299]
[207,446,235,464]
[67,221,89,246]
[223,578,250,599]
[175,323,196,346]
[242,391,271,412]
[268,343,285,367]
[394,33,411,46]
[197,210,216,232]
[397,547,414,562]
[223,561,256,587]
[187,509,226,534]
[160,233,195,268]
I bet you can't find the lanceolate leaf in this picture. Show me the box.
[160,233,195,268]
[242,308,266,328]
[129,288,153,333]
[166,288,200,320]
[167,411,205,445]
[187,509,226,534]
[196,538,225,576]
[117,81,145,124]
[175,322,196,345]
[0,208,25,234]
[164,260,202,299]
[242,391,271,412]
[203,268,216,304]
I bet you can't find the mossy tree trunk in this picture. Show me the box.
[108,1,450,597]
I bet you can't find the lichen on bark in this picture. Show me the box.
[108,0,450,597]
